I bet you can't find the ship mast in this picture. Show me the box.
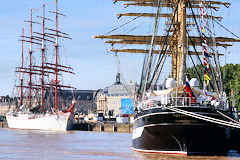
[16,0,75,111]
[20,28,24,106]
[41,3,46,110]
[55,0,59,112]
[17,8,43,109]
[45,0,74,111]
[29,8,33,108]
[176,0,187,86]
[95,0,240,95]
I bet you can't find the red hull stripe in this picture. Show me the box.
[132,147,187,156]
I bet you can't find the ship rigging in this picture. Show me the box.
[95,0,240,156]
[7,0,76,131]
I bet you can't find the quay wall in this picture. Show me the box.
[0,122,8,128]
[74,123,133,133]
[92,123,133,133]
[0,121,133,133]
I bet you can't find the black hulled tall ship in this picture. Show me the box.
[95,0,240,156]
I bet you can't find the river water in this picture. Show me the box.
[0,129,240,160]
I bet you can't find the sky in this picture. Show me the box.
[0,0,239,96]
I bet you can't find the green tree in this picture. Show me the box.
[221,64,240,110]
[187,64,204,88]
[187,64,240,110]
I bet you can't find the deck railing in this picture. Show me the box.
[140,96,228,110]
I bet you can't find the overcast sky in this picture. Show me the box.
[0,0,239,96]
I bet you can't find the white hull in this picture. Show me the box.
[6,111,74,131]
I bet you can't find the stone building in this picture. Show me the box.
[0,96,16,116]
[60,90,97,115]
[96,93,107,116]
[96,73,136,117]
[8,90,97,115]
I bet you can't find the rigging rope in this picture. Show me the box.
[187,1,218,92]
[152,54,167,86]
[142,0,163,94]
[213,19,240,39]
[164,105,240,129]
[148,0,180,89]
[104,15,142,35]
[125,22,145,34]
[216,110,240,124]
[114,53,135,103]
[188,53,203,86]
[209,7,224,95]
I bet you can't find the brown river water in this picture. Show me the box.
[0,129,240,160]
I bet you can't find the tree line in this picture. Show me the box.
[187,64,240,110]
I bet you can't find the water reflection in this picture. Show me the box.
[0,129,239,160]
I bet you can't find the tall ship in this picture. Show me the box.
[6,0,76,131]
[95,0,240,156]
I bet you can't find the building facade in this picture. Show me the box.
[0,96,16,116]
[2,90,97,116]
[96,93,107,116]
[61,90,97,115]
[96,73,136,117]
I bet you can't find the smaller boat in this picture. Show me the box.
[7,0,76,131]
[7,104,75,131]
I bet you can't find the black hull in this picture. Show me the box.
[132,106,239,156]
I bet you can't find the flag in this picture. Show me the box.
[200,2,206,9]
[200,13,209,26]
[202,41,209,48]
[202,37,208,44]
[202,46,209,53]
[201,26,207,34]
[202,37,211,58]
[204,51,212,58]
[203,56,209,67]
[204,72,211,85]
[204,66,210,73]
[200,0,206,5]
[202,46,212,58]
[186,80,196,103]
[200,8,208,17]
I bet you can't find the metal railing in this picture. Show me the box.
[168,97,196,107]
[138,96,229,111]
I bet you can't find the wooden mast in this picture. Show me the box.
[20,28,24,106]
[94,0,238,93]
[55,0,59,112]
[176,0,187,86]
[29,8,33,108]
[41,3,45,110]
[15,0,75,111]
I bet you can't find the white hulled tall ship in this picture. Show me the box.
[95,0,240,156]
[6,0,76,131]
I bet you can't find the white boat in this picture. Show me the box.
[6,110,74,131]
[7,0,76,131]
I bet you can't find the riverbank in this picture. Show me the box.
[73,123,133,133]
[0,122,132,133]
[0,122,8,128]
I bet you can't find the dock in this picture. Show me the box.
[0,121,132,133]
[73,123,133,133]
[0,122,8,128]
